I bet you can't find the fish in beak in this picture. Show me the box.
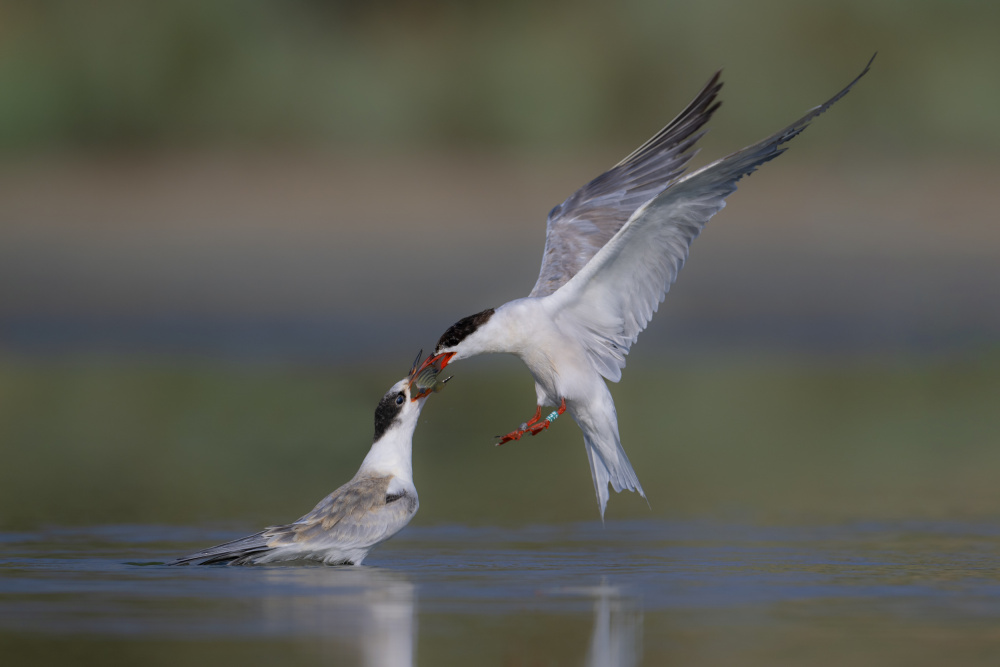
[407,350,453,400]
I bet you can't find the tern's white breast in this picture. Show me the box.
[497,298,600,403]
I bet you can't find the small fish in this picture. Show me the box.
[408,350,452,399]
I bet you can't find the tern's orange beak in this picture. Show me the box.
[407,352,455,401]
[428,351,455,371]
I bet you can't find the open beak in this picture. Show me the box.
[407,351,455,401]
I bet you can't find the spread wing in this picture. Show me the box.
[546,56,874,381]
[528,72,723,297]
[171,475,416,565]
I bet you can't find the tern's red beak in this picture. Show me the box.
[427,351,455,371]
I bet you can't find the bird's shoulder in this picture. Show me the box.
[263,474,415,547]
[304,474,397,525]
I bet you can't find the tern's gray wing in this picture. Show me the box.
[549,56,874,383]
[528,72,722,298]
[279,474,414,548]
[171,475,414,565]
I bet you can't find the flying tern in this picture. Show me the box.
[415,56,873,518]
[171,353,449,565]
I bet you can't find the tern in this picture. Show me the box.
[171,354,449,566]
[415,57,873,518]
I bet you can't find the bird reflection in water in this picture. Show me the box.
[554,578,644,667]
[253,567,641,666]
[256,566,416,667]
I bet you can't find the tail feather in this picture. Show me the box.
[575,390,646,519]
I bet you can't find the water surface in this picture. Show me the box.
[3,520,999,666]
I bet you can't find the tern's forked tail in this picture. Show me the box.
[582,425,646,521]
[572,387,646,520]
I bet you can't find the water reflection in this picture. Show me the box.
[586,585,643,667]
[257,567,416,667]
[7,521,999,666]
[253,567,643,667]
[551,578,643,667]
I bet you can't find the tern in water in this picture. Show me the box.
[414,56,873,518]
[171,354,449,566]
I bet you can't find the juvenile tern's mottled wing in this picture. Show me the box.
[548,56,874,382]
[171,474,414,565]
[281,474,415,549]
[528,73,722,298]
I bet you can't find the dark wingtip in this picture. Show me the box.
[613,68,725,170]
[818,52,877,113]
[765,52,878,153]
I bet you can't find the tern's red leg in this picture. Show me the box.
[527,398,567,436]
[498,399,567,443]
[496,406,543,445]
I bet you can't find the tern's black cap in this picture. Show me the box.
[435,308,495,352]
[373,388,406,441]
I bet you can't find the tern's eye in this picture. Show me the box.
[395,394,405,405]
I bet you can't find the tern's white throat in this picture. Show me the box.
[358,382,428,487]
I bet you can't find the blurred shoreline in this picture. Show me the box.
[2,150,998,361]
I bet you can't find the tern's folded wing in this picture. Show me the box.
[547,56,873,382]
[170,530,273,565]
[528,72,722,298]
[279,474,416,550]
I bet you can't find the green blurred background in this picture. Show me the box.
[1,0,998,530]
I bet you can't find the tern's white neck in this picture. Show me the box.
[358,420,416,485]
